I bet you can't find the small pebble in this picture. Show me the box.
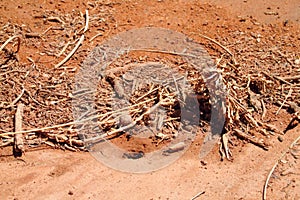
[278,135,284,142]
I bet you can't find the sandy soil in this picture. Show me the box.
[0,0,300,199]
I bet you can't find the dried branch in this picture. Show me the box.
[281,75,300,81]
[263,134,300,200]
[198,33,238,65]
[14,103,25,156]
[191,191,205,200]
[234,129,269,150]
[54,35,85,68]
[83,9,89,33]
[89,32,103,42]
[56,41,71,57]
[276,87,292,115]
[0,35,21,53]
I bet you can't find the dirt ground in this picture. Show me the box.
[0,0,300,199]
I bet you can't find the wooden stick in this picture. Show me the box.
[229,95,248,112]
[25,32,42,38]
[281,75,300,81]
[222,133,232,160]
[0,139,13,147]
[14,103,25,155]
[0,35,21,53]
[56,41,71,57]
[261,71,292,85]
[276,87,292,115]
[130,49,199,58]
[83,10,89,33]
[54,35,85,68]
[257,121,284,135]
[41,26,53,35]
[262,134,300,200]
[198,33,238,65]
[261,99,266,120]
[191,191,205,200]
[234,129,269,150]
[47,16,65,24]
[89,28,111,42]
[89,32,103,42]
[135,86,159,102]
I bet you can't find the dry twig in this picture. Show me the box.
[191,191,205,200]
[234,129,269,150]
[14,103,25,156]
[276,87,292,115]
[83,9,89,33]
[198,33,238,65]
[4,87,25,109]
[221,133,232,160]
[54,35,85,68]
[0,35,21,53]
[262,134,300,200]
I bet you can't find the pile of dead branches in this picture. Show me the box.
[0,6,300,159]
